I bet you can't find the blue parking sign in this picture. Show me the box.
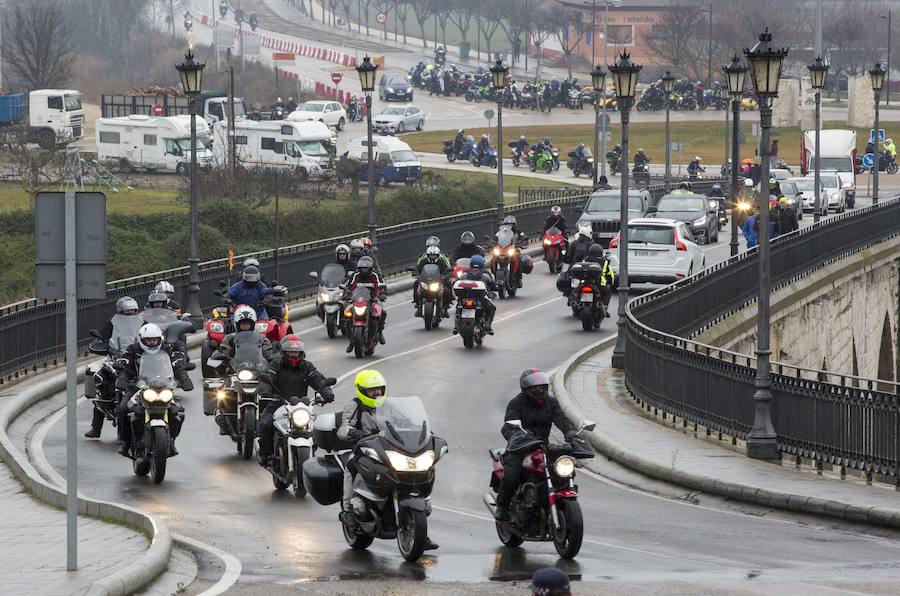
[869,128,886,144]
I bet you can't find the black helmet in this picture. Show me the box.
[460,231,475,245]
[587,243,605,261]
[519,368,550,403]
[678,181,690,190]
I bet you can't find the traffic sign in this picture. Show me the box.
[331,72,343,85]
[863,152,875,169]
[272,52,295,62]
[376,11,387,24]
[483,109,495,120]
[599,113,611,128]
[670,141,683,152]
[870,128,886,144]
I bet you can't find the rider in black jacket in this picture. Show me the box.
[451,231,485,262]
[257,335,334,466]
[565,224,595,267]
[494,369,575,521]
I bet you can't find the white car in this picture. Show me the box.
[372,105,425,134]
[787,176,820,213]
[608,218,705,286]
[288,100,347,131]
[805,171,845,213]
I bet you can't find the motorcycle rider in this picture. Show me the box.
[494,369,575,522]
[515,134,529,158]
[607,143,622,173]
[633,148,649,170]
[343,256,386,350]
[85,296,141,439]
[210,306,274,373]
[414,244,453,317]
[348,238,365,269]
[285,96,298,113]
[573,142,589,164]
[688,155,705,177]
[451,231,485,261]
[477,133,492,160]
[584,243,614,313]
[454,254,496,335]
[153,281,181,312]
[257,334,335,467]
[453,129,465,155]
[543,205,568,234]
[565,223,595,266]
[145,290,170,311]
[115,323,193,456]
[360,236,381,272]
[227,265,270,319]
[708,183,724,198]
[334,243,353,275]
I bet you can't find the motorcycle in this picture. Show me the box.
[530,148,554,174]
[566,150,593,178]
[551,147,561,170]
[489,226,529,298]
[567,261,608,331]
[442,139,474,162]
[508,143,533,168]
[411,263,447,331]
[265,377,337,496]
[303,396,448,561]
[484,419,596,558]
[85,315,144,434]
[708,197,728,229]
[632,161,650,185]
[542,227,565,274]
[687,161,705,180]
[453,276,490,349]
[310,264,347,339]
[344,284,385,359]
[346,98,365,122]
[255,284,292,343]
[202,282,236,379]
[471,145,498,168]
[124,350,187,484]
[606,150,621,174]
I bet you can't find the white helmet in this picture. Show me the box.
[744,178,754,188]
[243,257,260,268]
[138,323,164,354]
[233,305,257,326]
[577,223,593,239]
[694,156,702,162]
[425,235,441,248]
[154,280,174,296]
[426,245,441,258]
[550,205,561,217]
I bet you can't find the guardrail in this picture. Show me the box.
[517,176,725,206]
[0,192,590,382]
[625,197,900,481]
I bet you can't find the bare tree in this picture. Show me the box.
[2,125,68,194]
[447,0,474,49]
[823,0,888,78]
[2,0,75,91]
[393,1,413,44]
[551,6,587,78]
[474,0,505,62]
[645,1,708,80]
[411,0,436,48]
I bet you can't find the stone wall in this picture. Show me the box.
[848,74,876,129]
[772,78,800,128]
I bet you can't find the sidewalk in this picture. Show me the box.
[554,340,900,528]
[0,459,148,595]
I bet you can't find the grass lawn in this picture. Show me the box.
[422,167,576,194]
[0,183,189,214]
[403,121,876,167]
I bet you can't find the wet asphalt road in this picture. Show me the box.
[41,201,900,593]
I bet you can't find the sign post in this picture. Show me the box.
[483,108,495,128]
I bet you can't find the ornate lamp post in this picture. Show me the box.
[356,55,378,241]
[609,51,641,370]
[743,29,787,460]
[175,45,206,331]
[661,70,676,191]
[491,59,509,221]
[723,54,747,256]
[808,56,828,222]
[591,65,607,185]
[870,62,886,206]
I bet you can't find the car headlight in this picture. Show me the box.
[386,88,394,92]
[831,191,841,200]
[493,246,501,256]
[237,369,255,382]
[353,305,367,316]
[427,282,441,292]
[692,216,707,226]
[554,455,576,478]
[385,450,435,472]
[842,182,853,189]
[319,292,330,303]
[209,321,224,333]
[290,408,311,428]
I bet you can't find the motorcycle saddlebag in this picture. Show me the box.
[555,271,571,293]
[202,379,226,416]
[84,365,98,399]
[302,456,344,506]
[521,255,534,274]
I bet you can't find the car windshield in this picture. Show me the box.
[656,196,705,212]
[174,138,207,151]
[232,100,247,118]
[391,150,417,162]
[808,156,851,171]
[138,351,175,389]
[320,263,346,286]
[388,77,408,86]
[792,179,815,191]
[383,108,406,115]
[64,95,82,111]
[586,194,643,212]
[820,175,839,188]
[771,170,790,180]
[299,103,325,112]
[628,225,675,245]
[298,140,329,156]
[375,396,432,453]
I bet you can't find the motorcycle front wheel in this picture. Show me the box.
[241,414,256,460]
[292,446,310,497]
[397,507,428,562]
[352,327,365,359]
[150,426,169,484]
[495,520,524,547]
[424,301,435,330]
[326,313,337,339]
[447,153,456,163]
[553,499,584,559]
[273,444,290,490]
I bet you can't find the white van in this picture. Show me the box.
[345,135,421,185]
[213,120,326,180]
[95,115,213,173]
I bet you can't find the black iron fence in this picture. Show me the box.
[0,192,590,382]
[100,95,191,119]
[625,197,900,480]
[518,177,725,207]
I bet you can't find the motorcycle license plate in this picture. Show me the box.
[580,293,594,302]
[462,309,476,318]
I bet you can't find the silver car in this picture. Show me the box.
[808,172,846,213]
[372,106,425,134]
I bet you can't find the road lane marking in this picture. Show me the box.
[173,532,242,596]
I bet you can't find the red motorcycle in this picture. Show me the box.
[484,420,596,559]
[542,227,565,273]
[202,283,235,379]
[343,284,384,359]
[452,257,472,280]
[254,285,293,343]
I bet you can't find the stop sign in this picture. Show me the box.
[152,103,163,116]
[331,72,343,85]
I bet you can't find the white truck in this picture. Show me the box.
[801,129,856,208]
[95,115,213,173]
[0,89,85,147]
[213,119,330,180]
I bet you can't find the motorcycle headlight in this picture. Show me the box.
[709,201,718,210]
[319,292,330,303]
[290,408,311,429]
[385,449,435,472]
[507,246,517,255]
[209,321,225,333]
[237,369,255,382]
[143,388,173,403]
[216,390,227,400]
[543,239,551,245]
[157,389,174,403]
[737,200,752,212]
[493,246,501,256]
[353,305,367,316]
[427,282,441,292]
[142,388,158,402]
[554,455,576,478]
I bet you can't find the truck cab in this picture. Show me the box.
[200,93,246,126]
[28,89,85,145]
[801,129,856,207]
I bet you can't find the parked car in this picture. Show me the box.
[288,100,347,130]
[575,189,652,247]
[776,180,803,220]
[648,193,719,244]
[805,171,845,213]
[608,218,705,286]
[372,105,425,134]
[379,74,414,101]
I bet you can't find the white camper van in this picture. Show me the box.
[95,115,213,173]
[213,120,330,179]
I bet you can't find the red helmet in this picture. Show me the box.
[361,237,373,248]
[281,334,305,367]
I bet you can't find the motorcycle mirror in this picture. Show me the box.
[185,362,197,371]
[308,271,319,279]
[89,328,102,339]
[324,377,338,386]
[582,420,596,432]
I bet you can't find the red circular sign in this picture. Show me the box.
[331,72,343,85]
[152,103,163,116]
[376,11,387,24]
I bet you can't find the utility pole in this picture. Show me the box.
[706,2,713,89]
[227,49,236,172]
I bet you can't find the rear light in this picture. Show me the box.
[609,233,620,249]
[463,299,475,308]
[581,285,592,293]
[674,230,687,251]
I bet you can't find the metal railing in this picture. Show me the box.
[625,197,900,480]
[517,177,725,206]
[0,192,590,382]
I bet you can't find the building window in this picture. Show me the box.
[143,134,157,146]
[607,24,633,45]
[98,131,120,144]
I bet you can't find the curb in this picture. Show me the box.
[552,338,900,530]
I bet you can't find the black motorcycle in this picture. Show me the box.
[567,150,594,178]
[606,150,621,174]
[85,315,144,435]
[708,196,728,229]
[453,275,491,349]
[567,261,608,331]
[410,263,448,330]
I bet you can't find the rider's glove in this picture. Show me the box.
[320,388,335,403]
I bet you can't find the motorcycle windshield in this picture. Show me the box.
[141,308,177,325]
[545,226,561,237]
[496,227,515,248]
[231,331,266,371]
[109,314,143,353]
[319,263,346,287]
[375,396,432,453]
[419,263,442,283]
[138,351,175,390]
[351,285,373,303]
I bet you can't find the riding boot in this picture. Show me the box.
[85,407,105,438]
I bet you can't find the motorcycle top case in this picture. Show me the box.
[301,456,344,506]
[521,255,534,274]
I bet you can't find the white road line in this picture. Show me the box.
[172,532,242,596]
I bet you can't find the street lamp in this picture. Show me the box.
[870,62,886,207]
[743,28,787,460]
[609,50,641,370]
[808,56,828,223]
[491,59,509,221]
[184,10,193,31]
[356,55,378,242]
[591,64,607,185]
[175,45,206,332]
[723,54,747,257]
[661,70,676,191]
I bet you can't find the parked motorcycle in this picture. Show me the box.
[345,284,385,358]
[411,263,447,331]
[453,276,490,349]
[566,150,594,178]
[311,265,347,339]
[568,261,608,331]
[542,227,565,273]
[484,419,596,558]
[303,396,448,561]
[85,315,143,433]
